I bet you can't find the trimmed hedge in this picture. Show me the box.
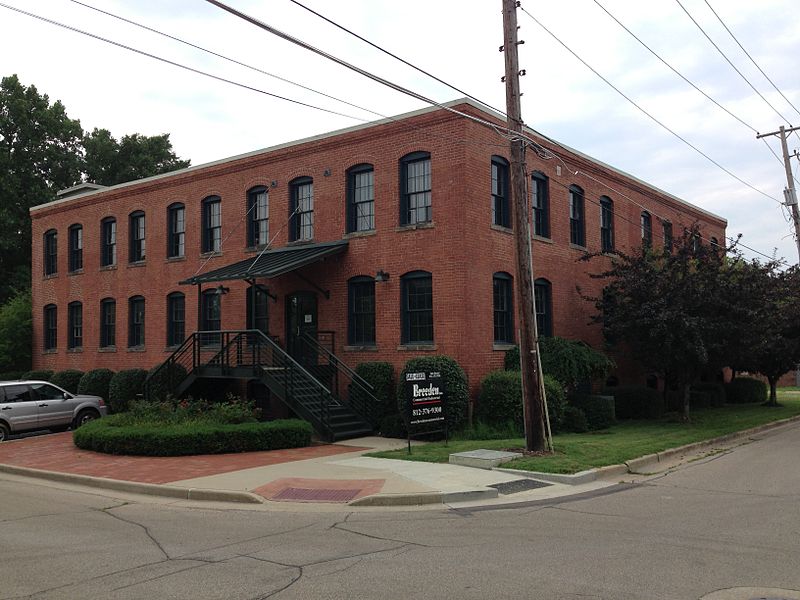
[50,369,84,394]
[108,369,148,413]
[562,406,589,433]
[22,369,53,381]
[691,382,726,408]
[474,370,566,433]
[78,369,115,400]
[72,417,312,456]
[146,363,189,402]
[568,394,615,430]
[606,385,663,420]
[353,361,395,428]
[0,371,24,381]
[725,377,767,404]
[397,356,469,431]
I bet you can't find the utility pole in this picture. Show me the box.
[502,0,546,452]
[756,125,800,263]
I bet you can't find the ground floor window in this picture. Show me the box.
[44,304,57,350]
[100,299,116,348]
[167,292,185,347]
[534,278,552,337]
[493,272,514,343]
[201,290,222,345]
[68,302,82,349]
[401,271,433,344]
[128,296,145,347]
[348,276,375,345]
[246,286,269,335]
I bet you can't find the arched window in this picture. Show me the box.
[401,270,433,344]
[493,272,514,343]
[600,196,614,253]
[202,196,222,253]
[534,278,553,337]
[662,221,673,254]
[167,292,185,347]
[128,295,145,347]
[641,211,652,247]
[44,229,58,275]
[491,156,510,228]
[348,276,376,345]
[531,171,550,238]
[201,289,222,345]
[100,217,116,266]
[400,151,431,226]
[129,211,146,263]
[247,186,269,247]
[347,165,375,233]
[43,304,57,350]
[289,177,314,241]
[67,301,83,349]
[100,298,116,348]
[569,185,585,247]
[167,203,185,258]
[68,224,83,272]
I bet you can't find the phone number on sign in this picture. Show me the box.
[412,406,442,417]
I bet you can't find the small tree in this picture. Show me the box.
[0,291,32,372]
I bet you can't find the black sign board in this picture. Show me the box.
[404,370,446,452]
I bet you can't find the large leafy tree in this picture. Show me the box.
[0,290,32,372]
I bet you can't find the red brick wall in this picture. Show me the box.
[30,102,727,399]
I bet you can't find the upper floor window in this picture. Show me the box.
[44,229,58,276]
[491,156,510,228]
[289,177,314,242]
[348,276,376,346]
[401,270,433,344]
[347,164,375,233]
[691,232,701,253]
[569,185,585,247]
[68,224,83,272]
[600,196,614,253]
[247,186,269,248]
[663,221,673,254]
[710,237,719,251]
[493,272,514,344]
[202,196,222,253]
[67,301,82,349]
[400,151,431,226]
[167,203,185,259]
[128,295,145,347]
[43,304,57,350]
[641,211,653,248]
[532,171,550,238]
[534,278,553,337]
[167,292,185,347]
[101,217,116,267]
[100,298,116,348]
[129,211,146,263]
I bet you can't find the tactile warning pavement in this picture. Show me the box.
[272,487,361,502]
[488,478,552,495]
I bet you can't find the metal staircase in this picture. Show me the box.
[145,330,376,442]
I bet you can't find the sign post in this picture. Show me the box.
[404,370,447,454]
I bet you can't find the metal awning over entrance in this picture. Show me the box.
[179,239,348,285]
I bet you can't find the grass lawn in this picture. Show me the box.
[366,390,800,474]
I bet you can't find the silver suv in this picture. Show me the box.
[0,380,108,442]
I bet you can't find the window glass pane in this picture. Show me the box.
[349,279,375,345]
[4,385,33,403]
[32,383,64,400]
[404,158,431,225]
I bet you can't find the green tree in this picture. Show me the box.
[0,291,32,372]
[83,128,190,186]
[0,74,84,302]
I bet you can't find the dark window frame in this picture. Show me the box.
[641,211,653,248]
[493,272,514,344]
[348,276,376,346]
[246,286,269,335]
[663,221,673,254]
[569,185,585,247]
[167,292,185,347]
[129,211,146,263]
[167,203,186,259]
[401,270,433,344]
[600,196,614,253]
[68,224,83,272]
[531,171,550,238]
[128,296,145,348]
[289,177,314,242]
[346,164,375,233]
[44,229,58,276]
[201,195,222,253]
[491,156,510,228]
[100,298,116,348]
[400,151,432,226]
[247,186,269,248]
[67,301,83,349]
[100,217,116,267]
[534,278,553,338]
[43,304,57,350]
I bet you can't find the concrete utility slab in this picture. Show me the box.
[448,449,522,469]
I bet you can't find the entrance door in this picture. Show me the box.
[286,291,318,365]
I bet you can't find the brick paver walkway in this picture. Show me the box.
[0,433,368,484]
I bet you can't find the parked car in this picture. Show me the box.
[0,380,107,442]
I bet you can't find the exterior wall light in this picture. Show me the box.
[375,270,390,282]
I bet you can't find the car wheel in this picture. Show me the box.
[74,409,99,429]
[0,422,9,442]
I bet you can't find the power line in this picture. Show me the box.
[518,5,782,206]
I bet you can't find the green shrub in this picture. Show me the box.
[397,356,469,431]
[690,390,711,408]
[146,363,189,402]
[504,337,614,389]
[544,375,566,433]
[352,361,395,428]
[0,291,32,373]
[78,369,115,399]
[504,346,521,371]
[725,377,767,404]
[73,417,312,456]
[108,369,148,413]
[50,369,84,394]
[0,371,24,381]
[568,394,615,430]
[379,413,407,438]
[607,385,663,419]
[691,382,726,407]
[185,377,235,402]
[475,371,566,434]
[562,406,589,433]
[22,369,54,381]
[118,396,258,426]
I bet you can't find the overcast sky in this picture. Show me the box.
[2,0,799,263]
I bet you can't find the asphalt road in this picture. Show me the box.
[2,423,800,600]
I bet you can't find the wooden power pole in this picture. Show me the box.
[756,125,800,263]
[502,0,547,451]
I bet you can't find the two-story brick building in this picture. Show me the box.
[29,99,726,437]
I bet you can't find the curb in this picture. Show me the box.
[0,464,264,504]
[349,487,498,507]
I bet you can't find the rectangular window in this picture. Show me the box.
[569,187,585,247]
[44,305,57,350]
[402,272,433,344]
[493,275,514,343]
[534,280,552,338]
[600,198,614,253]
[68,226,83,272]
[290,179,314,242]
[202,197,222,253]
[167,294,185,347]
[348,278,376,345]
[532,173,550,238]
[663,222,673,254]
[641,212,653,247]
[101,219,116,267]
[44,231,58,275]
[68,303,82,349]
[401,154,432,225]
[128,297,145,347]
[168,205,185,258]
[348,166,375,233]
[130,212,146,262]
[246,286,269,335]
[248,188,269,247]
[100,300,116,348]
[491,158,510,228]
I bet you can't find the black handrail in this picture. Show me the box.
[300,332,375,392]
